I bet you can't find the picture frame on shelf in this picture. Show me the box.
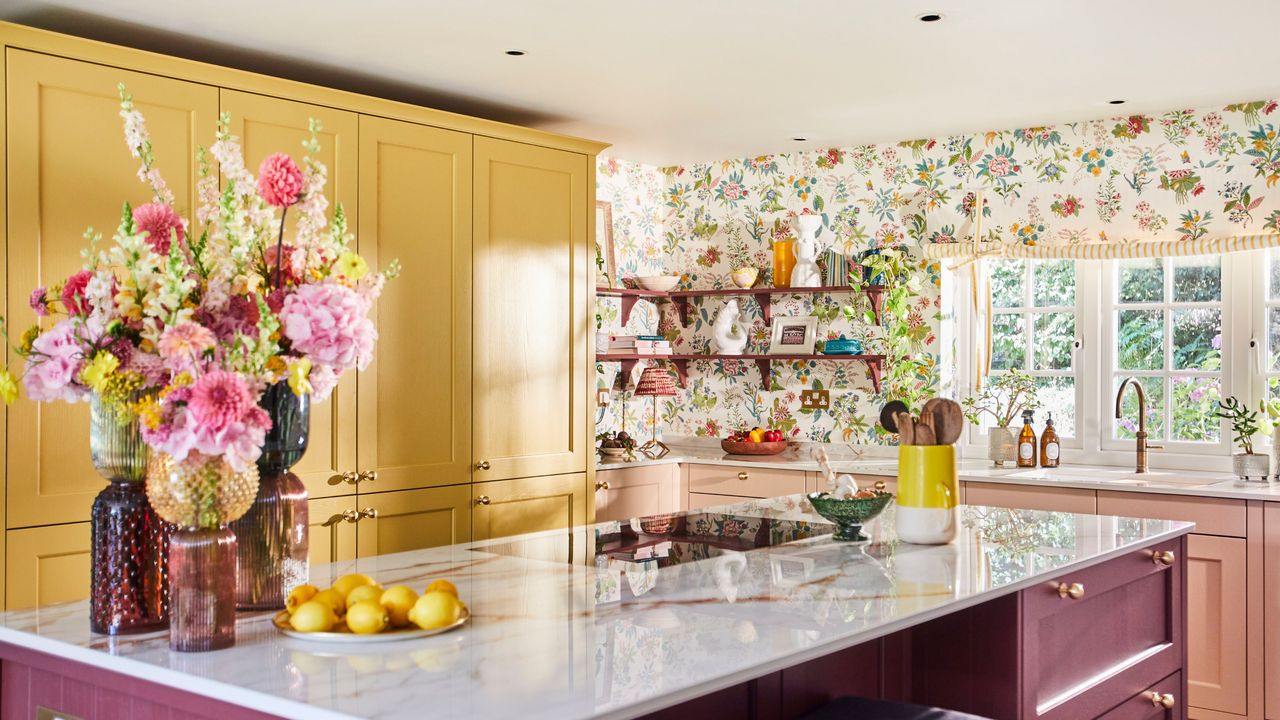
[768,316,818,355]
[595,200,617,288]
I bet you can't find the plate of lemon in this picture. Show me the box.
[274,573,469,643]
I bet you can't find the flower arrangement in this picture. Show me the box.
[7,84,397,474]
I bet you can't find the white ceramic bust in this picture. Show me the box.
[790,214,824,288]
[712,299,749,355]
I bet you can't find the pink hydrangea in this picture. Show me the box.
[157,322,216,371]
[279,282,376,372]
[132,202,185,255]
[258,153,304,207]
[61,270,93,316]
[307,362,339,402]
[21,318,90,402]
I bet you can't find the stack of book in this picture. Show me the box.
[608,335,672,355]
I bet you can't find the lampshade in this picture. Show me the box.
[633,366,678,397]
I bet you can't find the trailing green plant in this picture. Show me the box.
[1216,396,1261,454]
[846,246,931,411]
[962,368,1041,428]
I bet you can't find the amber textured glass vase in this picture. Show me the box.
[89,393,171,635]
[232,381,310,610]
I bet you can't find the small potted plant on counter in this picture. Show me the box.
[962,369,1040,467]
[1219,396,1269,482]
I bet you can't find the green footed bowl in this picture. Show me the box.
[806,491,894,542]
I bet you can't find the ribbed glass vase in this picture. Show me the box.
[232,381,310,610]
[88,393,171,635]
[168,527,237,652]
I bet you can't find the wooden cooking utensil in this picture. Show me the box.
[924,398,965,445]
[879,400,909,433]
[914,424,936,446]
[895,412,915,445]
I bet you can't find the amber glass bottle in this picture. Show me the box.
[1016,410,1038,468]
[1040,413,1061,468]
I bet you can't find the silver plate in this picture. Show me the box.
[273,607,469,643]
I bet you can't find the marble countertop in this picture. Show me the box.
[598,440,1280,502]
[0,497,1191,720]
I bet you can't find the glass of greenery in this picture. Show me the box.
[962,369,1041,466]
[1216,396,1270,481]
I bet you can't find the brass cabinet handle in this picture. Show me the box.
[874,480,886,491]
[476,461,491,471]
[341,510,360,523]
[359,470,378,484]
[359,507,378,520]
[475,495,491,506]
[1147,692,1175,709]
[1151,550,1175,566]
[737,472,749,481]
[1057,582,1085,600]
[595,480,610,491]
[329,471,359,486]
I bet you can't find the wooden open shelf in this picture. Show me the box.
[596,352,886,393]
[595,285,885,326]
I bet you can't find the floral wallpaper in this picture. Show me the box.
[596,97,1280,446]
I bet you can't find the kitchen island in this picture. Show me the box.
[0,497,1190,720]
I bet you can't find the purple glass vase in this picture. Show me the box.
[232,381,311,610]
[168,527,237,652]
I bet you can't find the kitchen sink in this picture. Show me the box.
[1006,468,1231,488]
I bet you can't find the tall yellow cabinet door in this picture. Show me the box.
[356,116,472,492]
[221,90,359,500]
[472,138,588,481]
[6,523,90,610]
[6,50,217,529]
[354,486,472,557]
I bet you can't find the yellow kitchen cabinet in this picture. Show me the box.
[6,523,90,610]
[6,50,217,529]
[221,90,359,501]
[472,137,589,482]
[306,495,359,570]
[354,485,472,557]
[356,116,472,494]
[472,474,587,543]
[594,465,679,523]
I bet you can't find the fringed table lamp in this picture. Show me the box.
[634,365,677,459]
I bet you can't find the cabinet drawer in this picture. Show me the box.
[1097,671,1182,720]
[687,465,806,498]
[966,482,1096,514]
[688,493,755,511]
[1097,492,1244,538]
[1022,537,1184,720]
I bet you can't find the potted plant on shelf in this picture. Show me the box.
[962,369,1040,466]
[1218,396,1269,482]
[848,246,931,416]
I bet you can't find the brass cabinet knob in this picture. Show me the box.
[1152,550,1175,566]
[476,461,491,471]
[475,495,491,506]
[341,509,360,523]
[330,470,359,486]
[874,480,886,491]
[737,472,749,481]
[595,480,610,491]
[359,507,378,520]
[359,470,378,484]
[1147,692,1175,709]
[1057,582,1085,600]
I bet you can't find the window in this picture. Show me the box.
[1264,250,1280,401]
[1106,256,1222,446]
[987,258,1079,438]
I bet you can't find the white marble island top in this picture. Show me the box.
[0,497,1192,720]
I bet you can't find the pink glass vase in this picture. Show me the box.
[168,527,237,652]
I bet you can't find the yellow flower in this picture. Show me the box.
[19,325,39,354]
[134,396,162,430]
[80,352,120,393]
[334,252,370,281]
[0,367,18,404]
[266,356,287,375]
[288,358,313,397]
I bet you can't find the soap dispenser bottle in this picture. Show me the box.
[1040,413,1061,468]
[1016,410,1038,468]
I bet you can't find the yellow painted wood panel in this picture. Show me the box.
[964,482,1097,514]
[473,138,588,481]
[355,485,472,558]
[472,474,586,543]
[306,495,358,576]
[356,116,472,493]
[1185,534,1248,716]
[6,50,218,528]
[594,465,677,523]
[6,523,90,610]
[221,90,359,500]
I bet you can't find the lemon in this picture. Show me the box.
[380,585,419,628]
[285,584,319,614]
[332,572,377,598]
[409,591,462,630]
[423,579,458,597]
[346,583,383,608]
[346,600,390,635]
[289,600,337,633]
[313,587,348,616]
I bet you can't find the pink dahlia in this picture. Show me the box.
[187,370,256,432]
[29,287,48,317]
[61,270,93,316]
[258,153,304,207]
[157,322,216,370]
[132,202,185,255]
[279,282,377,372]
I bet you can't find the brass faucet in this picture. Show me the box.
[1115,378,1163,473]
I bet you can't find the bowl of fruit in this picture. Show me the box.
[721,428,789,456]
[275,573,469,643]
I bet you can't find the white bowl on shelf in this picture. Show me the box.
[635,275,681,292]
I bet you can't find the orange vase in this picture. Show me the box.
[773,238,796,288]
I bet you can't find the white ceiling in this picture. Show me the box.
[4,0,1280,165]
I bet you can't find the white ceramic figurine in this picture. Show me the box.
[711,299,749,355]
[790,214,824,288]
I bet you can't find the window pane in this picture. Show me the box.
[1114,377,1164,441]
[1269,307,1280,371]
[1033,313,1075,370]
[1118,259,1164,303]
[1271,251,1280,299]
[1033,260,1075,307]
[1035,376,1075,439]
[991,313,1026,370]
[1171,256,1221,302]
[991,260,1025,308]
[1171,308,1221,370]
[1117,310,1164,370]
[1170,376,1221,442]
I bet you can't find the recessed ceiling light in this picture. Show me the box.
[917,13,943,22]
[792,137,808,142]
[505,49,526,56]
[1108,99,1126,105]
